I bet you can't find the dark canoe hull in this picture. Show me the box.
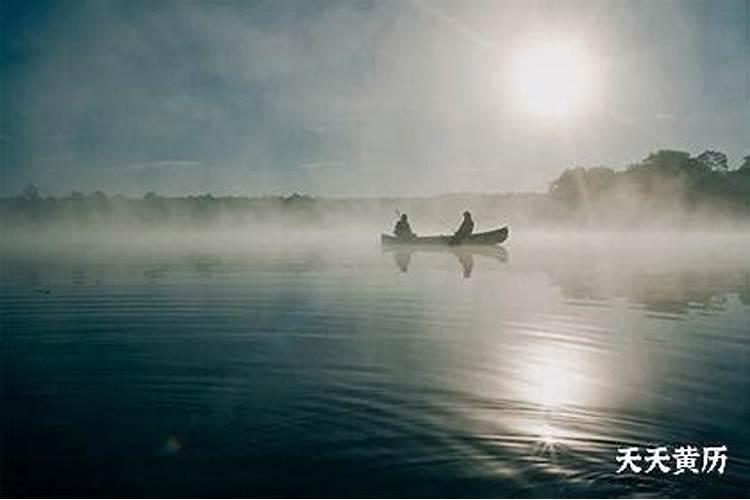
[381,226,509,246]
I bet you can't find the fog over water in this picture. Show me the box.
[3,229,749,496]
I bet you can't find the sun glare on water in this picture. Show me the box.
[510,39,596,120]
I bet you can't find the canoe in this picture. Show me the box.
[381,226,509,246]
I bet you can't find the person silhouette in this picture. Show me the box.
[451,211,474,244]
[393,213,415,241]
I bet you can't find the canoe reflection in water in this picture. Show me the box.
[386,245,509,278]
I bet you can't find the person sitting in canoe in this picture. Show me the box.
[393,213,416,241]
[451,211,474,244]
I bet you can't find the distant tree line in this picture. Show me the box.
[2,149,749,230]
[547,150,750,227]
[1,189,333,228]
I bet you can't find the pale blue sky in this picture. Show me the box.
[2,0,748,196]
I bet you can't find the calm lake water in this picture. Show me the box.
[2,232,749,497]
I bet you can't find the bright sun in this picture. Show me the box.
[511,40,595,119]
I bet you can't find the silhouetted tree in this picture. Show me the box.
[20,184,40,200]
[140,191,168,223]
[696,150,729,172]
[548,148,750,224]
[640,150,695,172]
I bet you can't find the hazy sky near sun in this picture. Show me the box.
[2,0,748,196]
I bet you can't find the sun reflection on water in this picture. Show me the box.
[496,334,611,465]
[518,342,590,410]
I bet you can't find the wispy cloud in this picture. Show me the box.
[124,160,203,171]
[298,161,345,170]
[409,0,496,50]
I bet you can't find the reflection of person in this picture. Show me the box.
[451,211,474,244]
[455,251,474,278]
[386,246,506,277]
[393,213,415,241]
[393,250,412,273]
